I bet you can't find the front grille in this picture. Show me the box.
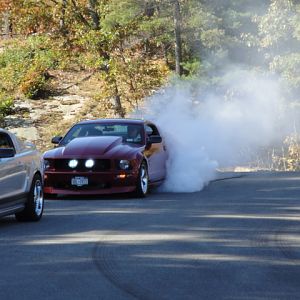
[54,159,111,172]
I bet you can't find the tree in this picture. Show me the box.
[0,0,12,38]
[87,0,100,29]
[59,0,68,34]
[254,0,300,93]
[173,0,183,76]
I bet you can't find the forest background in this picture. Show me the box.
[0,0,300,170]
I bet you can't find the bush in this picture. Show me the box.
[0,93,14,122]
[19,68,47,99]
[0,36,63,97]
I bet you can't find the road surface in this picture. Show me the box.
[1,172,300,299]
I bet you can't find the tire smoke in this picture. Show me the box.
[135,67,293,192]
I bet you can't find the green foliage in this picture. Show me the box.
[101,0,141,29]
[0,0,300,115]
[283,133,300,171]
[181,58,202,77]
[270,53,300,88]
[0,92,13,123]
[271,133,300,171]
[0,43,31,91]
[0,36,63,98]
[1,0,300,163]
[20,67,47,99]
[257,1,294,44]
[184,1,225,50]
[10,1,57,35]
[251,0,300,97]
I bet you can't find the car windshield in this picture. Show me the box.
[60,123,144,145]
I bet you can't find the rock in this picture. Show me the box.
[10,127,39,142]
[61,99,80,105]
[4,70,97,150]
[49,104,60,109]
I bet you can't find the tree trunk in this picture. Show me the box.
[2,10,12,38]
[70,0,90,28]
[144,1,155,17]
[59,0,67,34]
[113,83,125,118]
[87,0,100,30]
[173,0,182,76]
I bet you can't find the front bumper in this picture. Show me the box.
[44,170,138,195]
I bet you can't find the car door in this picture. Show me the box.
[144,124,167,182]
[0,132,27,203]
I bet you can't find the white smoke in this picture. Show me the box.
[135,67,294,192]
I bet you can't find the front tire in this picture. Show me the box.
[15,174,44,222]
[134,161,149,198]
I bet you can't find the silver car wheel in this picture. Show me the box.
[140,164,148,195]
[34,180,43,216]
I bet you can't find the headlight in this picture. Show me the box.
[119,159,130,170]
[85,159,95,168]
[68,159,78,168]
[43,159,50,170]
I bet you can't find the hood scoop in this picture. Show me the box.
[62,136,123,156]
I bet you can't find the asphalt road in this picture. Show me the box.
[1,172,300,300]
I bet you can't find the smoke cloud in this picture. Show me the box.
[133,1,300,193]
[135,67,295,192]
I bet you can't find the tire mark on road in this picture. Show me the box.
[251,226,300,264]
[275,226,300,263]
[92,223,155,300]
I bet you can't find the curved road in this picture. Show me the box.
[1,172,300,299]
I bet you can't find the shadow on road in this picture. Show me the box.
[1,172,300,299]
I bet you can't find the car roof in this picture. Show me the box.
[77,118,146,125]
[0,128,12,135]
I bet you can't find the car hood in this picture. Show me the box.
[44,136,143,159]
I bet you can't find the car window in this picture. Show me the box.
[145,124,160,136]
[61,123,144,145]
[145,125,153,136]
[0,133,15,150]
[125,125,143,144]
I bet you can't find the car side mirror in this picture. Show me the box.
[51,136,63,144]
[147,135,162,146]
[0,148,15,158]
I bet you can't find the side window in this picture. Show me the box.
[145,124,160,136]
[0,133,15,152]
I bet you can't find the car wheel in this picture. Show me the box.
[15,174,44,222]
[134,161,149,198]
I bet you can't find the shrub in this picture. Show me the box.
[0,36,63,97]
[19,68,47,99]
[0,93,14,122]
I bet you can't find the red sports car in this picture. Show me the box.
[43,119,167,197]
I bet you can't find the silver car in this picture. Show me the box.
[0,129,44,221]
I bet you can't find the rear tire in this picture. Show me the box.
[15,174,44,222]
[134,161,149,198]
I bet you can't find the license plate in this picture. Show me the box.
[71,177,88,187]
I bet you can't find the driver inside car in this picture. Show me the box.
[127,125,142,143]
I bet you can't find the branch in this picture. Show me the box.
[70,0,91,28]
[48,0,59,5]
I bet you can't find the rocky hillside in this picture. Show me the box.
[4,70,116,151]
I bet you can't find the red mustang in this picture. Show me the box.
[43,119,167,197]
